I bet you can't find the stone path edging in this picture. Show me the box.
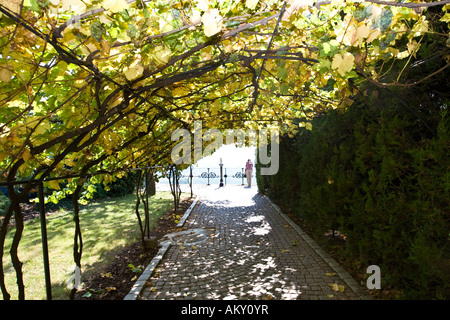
[123,196,199,300]
[262,195,371,300]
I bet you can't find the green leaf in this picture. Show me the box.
[143,8,150,19]
[280,83,290,95]
[277,67,288,80]
[323,43,331,55]
[25,0,41,12]
[91,288,105,294]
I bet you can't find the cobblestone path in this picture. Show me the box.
[136,185,370,300]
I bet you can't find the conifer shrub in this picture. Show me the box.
[257,88,449,299]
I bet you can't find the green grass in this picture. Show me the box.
[2,191,175,300]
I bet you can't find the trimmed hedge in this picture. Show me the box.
[257,88,449,299]
[94,171,139,199]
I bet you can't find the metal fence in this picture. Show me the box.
[157,167,256,186]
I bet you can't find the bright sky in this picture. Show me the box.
[191,144,256,169]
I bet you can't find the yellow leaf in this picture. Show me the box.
[412,16,429,37]
[245,0,259,10]
[285,0,314,19]
[102,0,129,13]
[153,46,172,65]
[0,65,14,82]
[196,0,210,12]
[59,0,86,12]
[331,53,342,70]
[22,148,32,162]
[4,0,23,13]
[201,9,223,37]
[159,12,175,33]
[325,272,337,276]
[366,30,381,43]
[101,272,113,278]
[328,283,345,292]
[100,39,111,56]
[173,87,187,97]
[397,50,409,59]
[46,180,61,190]
[356,24,370,44]
[331,53,354,76]
[440,12,450,23]
[190,9,202,24]
[407,40,419,56]
[124,60,144,81]
[339,24,357,46]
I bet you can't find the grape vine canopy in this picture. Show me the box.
[0,0,449,299]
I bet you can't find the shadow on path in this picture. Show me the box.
[132,185,370,300]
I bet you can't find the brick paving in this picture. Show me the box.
[136,185,370,300]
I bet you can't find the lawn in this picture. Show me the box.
[2,191,175,300]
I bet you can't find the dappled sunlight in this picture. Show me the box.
[142,187,307,300]
[140,184,361,300]
[145,240,304,300]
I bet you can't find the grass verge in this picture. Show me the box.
[2,191,175,300]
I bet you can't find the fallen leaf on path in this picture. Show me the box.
[326,272,337,277]
[328,283,345,292]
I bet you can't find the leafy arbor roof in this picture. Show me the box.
[0,0,448,189]
[0,0,449,301]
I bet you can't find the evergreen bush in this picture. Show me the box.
[257,87,449,299]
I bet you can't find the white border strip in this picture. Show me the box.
[124,196,199,300]
[177,196,200,227]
